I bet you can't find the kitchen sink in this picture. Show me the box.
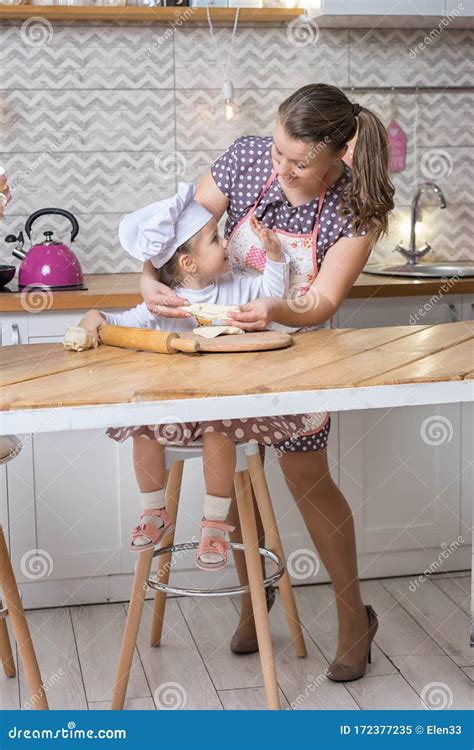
[363,262,474,279]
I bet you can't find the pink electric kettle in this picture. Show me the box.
[6,208,85,290]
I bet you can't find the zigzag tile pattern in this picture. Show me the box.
[0,23,472,272]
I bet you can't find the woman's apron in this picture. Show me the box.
[225,170,330,437]
[226,169,332,334]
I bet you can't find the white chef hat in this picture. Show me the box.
[118,182,214,269]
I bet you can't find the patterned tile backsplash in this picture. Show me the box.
[0,21,472,273]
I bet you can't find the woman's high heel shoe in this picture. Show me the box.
[230,585,276,654]
[326,604,378,682]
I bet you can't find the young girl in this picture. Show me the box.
[77,182,289,570]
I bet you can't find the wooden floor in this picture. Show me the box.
[2,572,472,710]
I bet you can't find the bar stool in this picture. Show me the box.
[0,436,48,709]
[112,441,307,711]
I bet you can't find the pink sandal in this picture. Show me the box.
[130,508,174,552]
[195,519,235,571]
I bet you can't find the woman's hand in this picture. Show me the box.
[249,215,283,262]
[0,175,12,220]
[227,297,277,331]
[140,275,192,319]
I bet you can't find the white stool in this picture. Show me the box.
[112,441,307,711]
[0,436,47,709]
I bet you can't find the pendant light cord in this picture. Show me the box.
[206,6,240,82]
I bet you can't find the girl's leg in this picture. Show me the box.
[278,448,369,666]
[198,431,236,567]
[132,436,168,548]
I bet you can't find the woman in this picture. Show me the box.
[140,83,394,681]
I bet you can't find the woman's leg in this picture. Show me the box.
[278,448,369,665]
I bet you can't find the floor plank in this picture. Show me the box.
[381,577,472,661]
[293,585,396,676]
[360,580,444,656]
[433,576,471,616]
[391,654,473,710]
[70,603,150,704]
[219,686,290,710]
[346,674,425,710]
[19,608,87,710]
[0,621,19,709]
[178,595,264,691]
[135,598,222,710]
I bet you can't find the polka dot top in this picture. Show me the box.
[211,135,367,270]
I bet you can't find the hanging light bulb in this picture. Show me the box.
[222,80,239,122]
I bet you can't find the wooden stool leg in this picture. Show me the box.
[246,451,307,659]
[112,547,153,710]
[234,471,280,710]
[0,603,16,677]
[150,460,183,647]
[0,527,47,708]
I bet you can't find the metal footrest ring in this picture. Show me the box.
[147,541,284,597]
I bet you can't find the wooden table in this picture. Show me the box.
[1,321,474,645]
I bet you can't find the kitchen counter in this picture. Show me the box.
[1,271,473,314]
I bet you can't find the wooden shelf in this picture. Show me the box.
[0,4,304,23]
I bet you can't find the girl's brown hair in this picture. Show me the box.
[278,83,395,243]
[159,239,194,288]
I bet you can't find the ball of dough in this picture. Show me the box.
[63,326,98,352]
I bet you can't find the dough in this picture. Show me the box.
[182,303,240,327]
[63,326,98,352]
[192,325,244,339]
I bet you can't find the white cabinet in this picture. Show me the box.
[336,294,471,577]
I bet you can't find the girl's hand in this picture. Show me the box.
[0,175,12,220]
[227,297,276,331]
[249,215,283,261]
[140,277,192,319]
[78,309,107,338]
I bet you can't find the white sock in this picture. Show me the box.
[200,493,232,565]
[133,489,166,547]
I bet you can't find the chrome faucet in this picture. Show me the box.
[394,182,447,265]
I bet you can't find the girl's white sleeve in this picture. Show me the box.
[100,302,159,329]
[118,202,165,267]
[234,256,290,302]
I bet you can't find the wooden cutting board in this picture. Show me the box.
[182,330,292,352]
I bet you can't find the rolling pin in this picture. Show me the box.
[98,325,200,354]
